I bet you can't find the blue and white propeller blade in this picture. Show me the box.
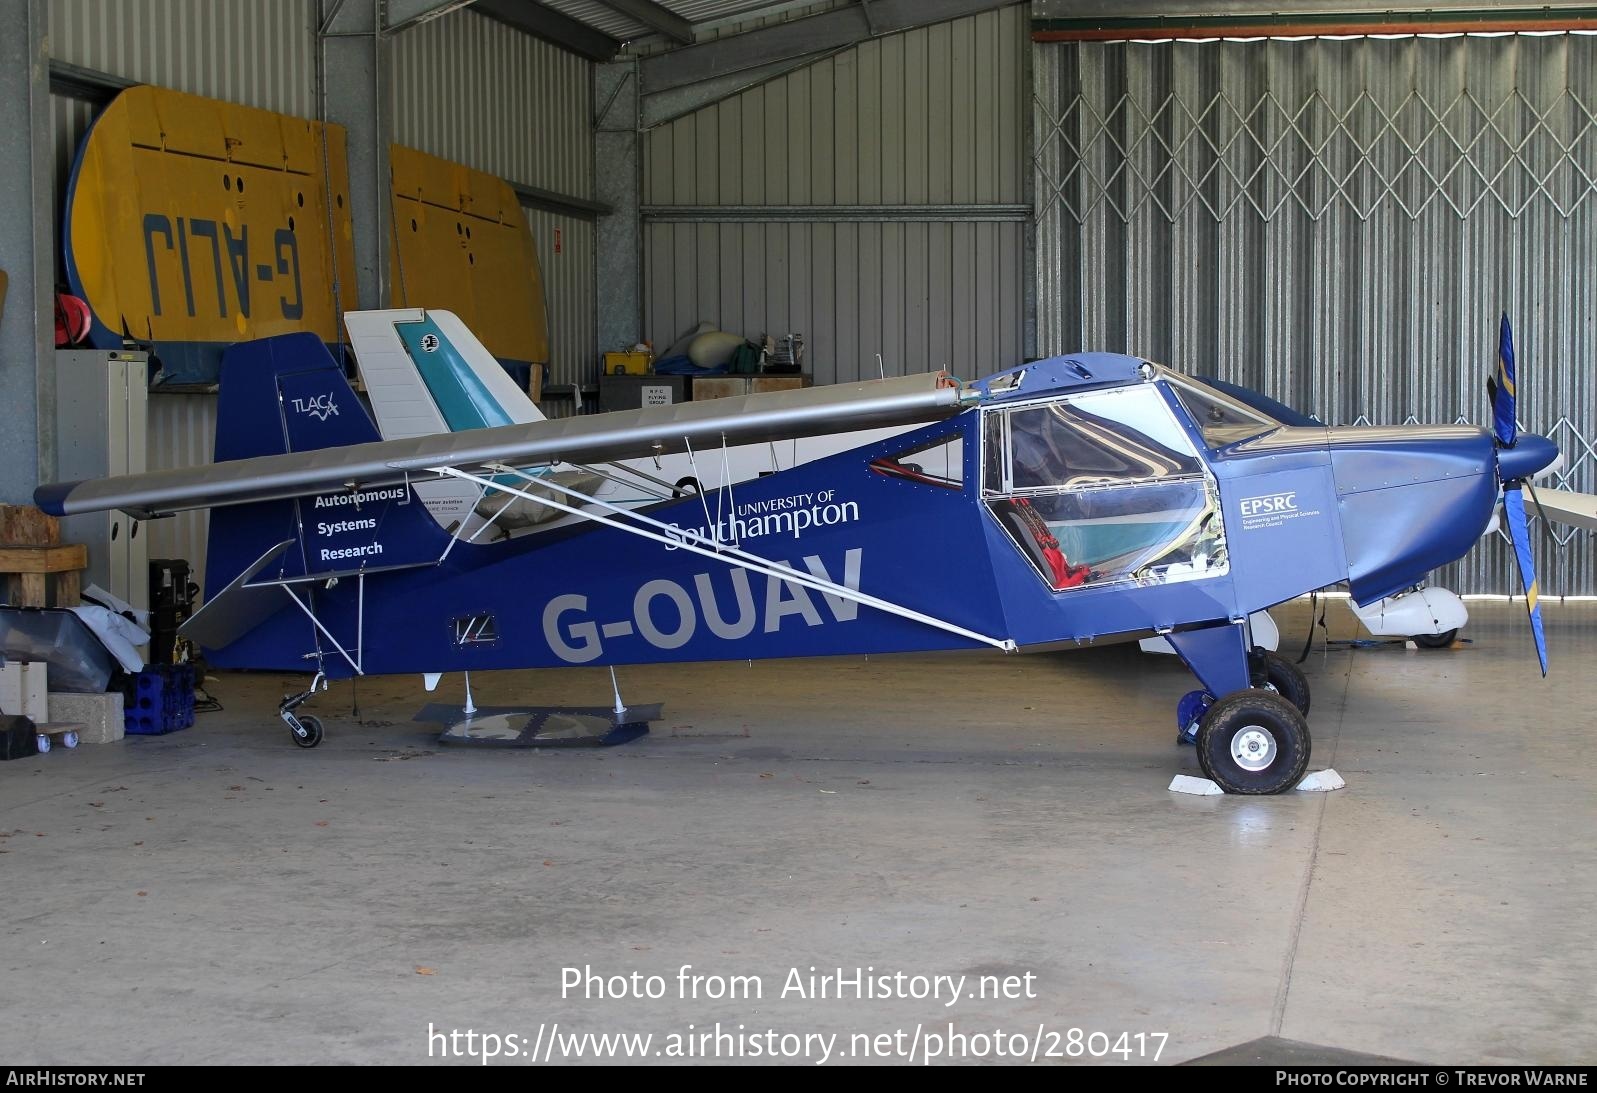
[1502,486,1548,677]
[1493,312,1518,448]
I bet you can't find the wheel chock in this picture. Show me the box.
[1168,774,1224,795]
[1294,768,1346,792]
[1168,768,1347,795]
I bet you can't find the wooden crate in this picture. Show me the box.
[0,505,58,547]
[0,505,85,607]
[750,374,810,395]
[691,376,750,401]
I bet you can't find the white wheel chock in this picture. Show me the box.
[1168,768,1346,795]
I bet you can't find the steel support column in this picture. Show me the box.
[0,0,56,502]
[595,59,642,361]
[319,0,390,311]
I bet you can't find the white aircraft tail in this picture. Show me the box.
[344,308,543,441]
[345,308,545,531]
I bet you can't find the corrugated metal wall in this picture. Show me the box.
[1034,34,1597,596]
[391,9,592,200]
[50,0,318,113]
[50,0,319,585]
[522,206,596,409]
[391,8,597,398]
[642,5,1028,384]
[145,395,216,584]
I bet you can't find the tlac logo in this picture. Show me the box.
[292,393,340,422]
[420,333,440,352]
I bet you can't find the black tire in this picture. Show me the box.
[1412,629,1459,650]
[1250,648,1311,715]
[672,477,701,498]
[1195,691,1311,795]
[292,714,324,749]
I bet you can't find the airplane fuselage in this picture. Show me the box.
[209,356,1503,709]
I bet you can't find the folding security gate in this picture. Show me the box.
[1034,33,1597,594]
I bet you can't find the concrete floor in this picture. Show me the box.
[1,600,1594,1066]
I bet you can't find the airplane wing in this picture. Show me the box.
[1528,488,1597,532]
[37,372,972,518]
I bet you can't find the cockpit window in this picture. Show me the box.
[985,386,1202,495]
[981,385,1227,593]
[1164,376,1278,446]
[870,434,964,490]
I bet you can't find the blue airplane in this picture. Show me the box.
[36,314,1561,794]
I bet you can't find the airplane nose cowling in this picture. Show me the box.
[1497,434,1558,482]
[1327,426,1499,605]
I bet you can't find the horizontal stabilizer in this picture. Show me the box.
[179,540,296,650]
[39,372,968,518]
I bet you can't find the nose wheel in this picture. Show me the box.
[1195,690,1311,795]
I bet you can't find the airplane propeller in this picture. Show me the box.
[1490,313,1550,676]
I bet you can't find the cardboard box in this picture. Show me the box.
[0,662,48,724]
[47,691,124,744]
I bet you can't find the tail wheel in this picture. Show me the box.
[1195,691,1311,795]
[292,715,324,749]
[1250,648,1311,715]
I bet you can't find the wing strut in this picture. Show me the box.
[434,465,1017,654]
[276,574,366,676]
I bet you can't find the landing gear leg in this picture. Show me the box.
[1167,622,1313,793]
[280,671,328,748]
[1250,648,1311,714]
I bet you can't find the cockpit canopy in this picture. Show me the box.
[979,381,1230,593]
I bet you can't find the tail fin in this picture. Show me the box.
[344,309,546,533]
[198,334,446,668]
[213,331,384,461]
[344,308,543,442]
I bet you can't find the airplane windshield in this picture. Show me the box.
[1161,372,1279,446]
[982,385,1227,593]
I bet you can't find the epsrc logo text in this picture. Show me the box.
[1239,491,1299,517]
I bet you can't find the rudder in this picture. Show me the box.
[197,334,448,670]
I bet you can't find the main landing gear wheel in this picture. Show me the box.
[1250,648,1310,715]
[1412,629,1459,650]
[291,715,324,749]
[1195,690,1311,795]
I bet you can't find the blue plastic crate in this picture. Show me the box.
[122,665,197,736]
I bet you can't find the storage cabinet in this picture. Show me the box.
[53,350,149,611]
